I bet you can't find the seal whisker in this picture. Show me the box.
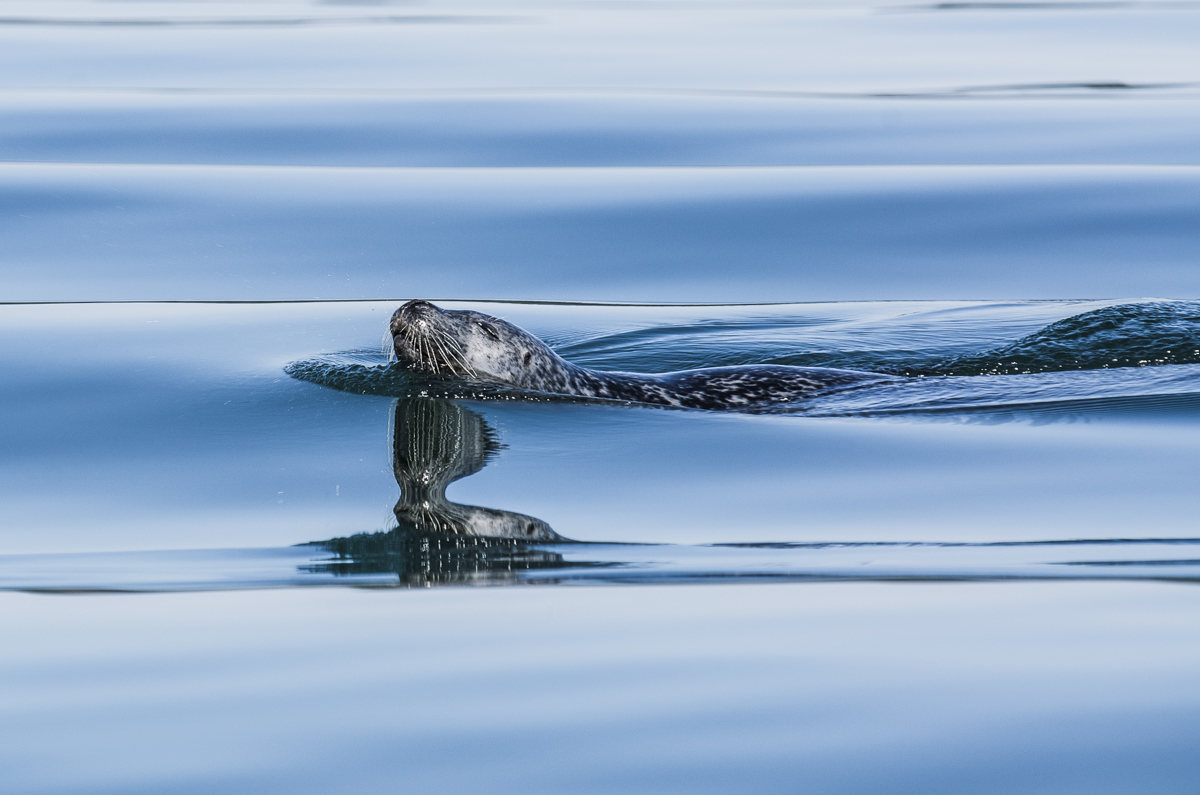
[430,329,468,377]
[382,328,396,362]
[430,329,453,364]
[424,328,449,372]
[433,327,476,378]
[411,328,432,372]
[422,331,439,372]
[426,323,472,377]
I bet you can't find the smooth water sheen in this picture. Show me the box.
[6,164,1200,302]
[5,1,1200,793]
[6,298,1200,580]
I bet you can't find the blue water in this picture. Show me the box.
[7,164,1200,301]
[5,1,1200,793]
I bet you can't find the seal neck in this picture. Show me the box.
[568,366,670,404]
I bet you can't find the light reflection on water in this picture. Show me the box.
[5,90,1200,167]
[5,299,1200,791]
[4,299,1200,582]
[6,164,1200,303]
[7,581,1200,794]
[5,0,1200,791]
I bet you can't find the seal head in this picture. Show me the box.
[391,300,573,390]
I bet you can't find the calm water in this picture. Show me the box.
[4,1,1200,793]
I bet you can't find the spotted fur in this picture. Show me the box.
[390,300,889,410]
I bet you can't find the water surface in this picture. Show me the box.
[5,1,1200,792]
[5,298,1200,584]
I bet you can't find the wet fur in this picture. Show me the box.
[390,300,888,410]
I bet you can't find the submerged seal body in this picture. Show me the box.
[390,300,887,410]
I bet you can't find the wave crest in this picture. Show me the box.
[930,301,1200,376]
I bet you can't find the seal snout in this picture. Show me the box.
[389,300,427,354]
[400,299,438,321]
[392,300,441,338]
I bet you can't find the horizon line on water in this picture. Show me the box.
[0,297,1136,307]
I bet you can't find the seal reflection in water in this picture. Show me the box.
[308,399,572,586]
[391,299,889,410]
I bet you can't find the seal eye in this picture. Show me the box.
[475,321,501,341]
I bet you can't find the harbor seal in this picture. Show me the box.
[390,300,889,410]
